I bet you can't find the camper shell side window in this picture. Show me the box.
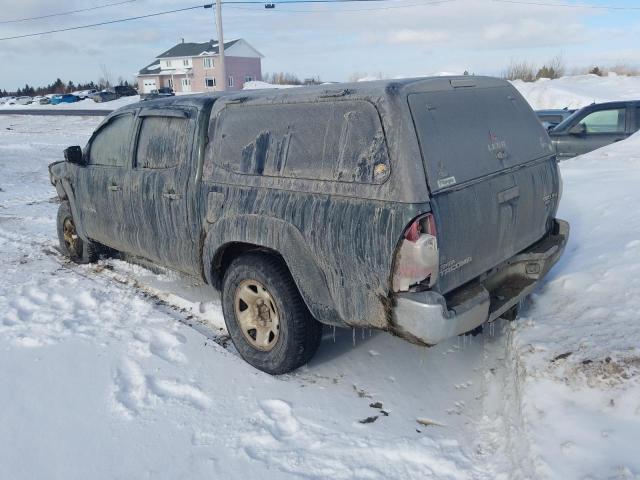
[206,100,390,184]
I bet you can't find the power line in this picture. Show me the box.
[0,4,210,41]
[492,0,640,10]
[0,0,457,41]
[226,0,452,13]
[0,0,138,25]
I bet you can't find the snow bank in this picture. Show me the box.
[243,80,300,90]
[512,73,640,110]
[503,131,640,478]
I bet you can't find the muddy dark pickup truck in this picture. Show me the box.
[49,76,569,374]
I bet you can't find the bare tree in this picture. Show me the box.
[98,63,113,89]
[608,64,640,76]
[503,60,536,82]
[263,72,302,85]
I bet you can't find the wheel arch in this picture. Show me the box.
[202,215,344,327]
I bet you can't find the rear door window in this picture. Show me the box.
[135,115,192,169]
[89,114,134,167]
[211,100,389,184]
[408,86,549,191]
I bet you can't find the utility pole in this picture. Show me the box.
[215,0,226,91]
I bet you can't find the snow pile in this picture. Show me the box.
[512,73,640,110]
[243,81,300,90]
[502,131,640,478]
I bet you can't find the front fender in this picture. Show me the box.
[202,214,344,326]
[49,161,88,240]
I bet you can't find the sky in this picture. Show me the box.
[0,0,639,90]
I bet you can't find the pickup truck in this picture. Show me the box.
[549,100,640,159]
[49,76,569,374]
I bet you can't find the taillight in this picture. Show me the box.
[392,213,439,292]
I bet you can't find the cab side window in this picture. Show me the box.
[89,115,134,167]
[579,108,626,134]
[135,115,192,169]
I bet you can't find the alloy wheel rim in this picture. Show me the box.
[63,217,81,257]
[234,279,280,351]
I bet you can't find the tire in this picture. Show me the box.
[222,253,323,374]
[56,202,99,264]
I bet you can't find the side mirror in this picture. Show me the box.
[569,123,587,135]
[64,145,86,166]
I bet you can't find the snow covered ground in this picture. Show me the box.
[1,113,639,478]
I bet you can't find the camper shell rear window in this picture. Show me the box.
[408,86,550,192]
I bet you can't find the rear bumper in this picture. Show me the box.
[391,218,569,345]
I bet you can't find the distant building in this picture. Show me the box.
[136,38,263,94]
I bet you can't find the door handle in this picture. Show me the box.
[107,184,121,192]
[162,192,182,200]
[497,186,520,204]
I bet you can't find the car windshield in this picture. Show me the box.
[551,108,585,132]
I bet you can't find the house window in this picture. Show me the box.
[166,60,172,67]
[181,78,191,87]
[182,59,189,67]
[167,78,173,88]
[228,76,234,87]
[205,78,215,88]
[244,75,254,83]
[203,57,214,69]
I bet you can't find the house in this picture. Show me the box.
[136,38,263,94]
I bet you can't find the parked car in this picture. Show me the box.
[14,96,33,105]
[535,108,575,130]
[0,96,14,105]
[31,95,50,105]
[142,87,175,100]
[49,77,569,374]
[74,89,97,99]
[50,94,80,105]
[114,85,137,97]
[549,100,640,159]
[92,91,118,103]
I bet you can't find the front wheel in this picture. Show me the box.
[56,202,99,264]
[222,253,323,374]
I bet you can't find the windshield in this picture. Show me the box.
[551,108,585,132]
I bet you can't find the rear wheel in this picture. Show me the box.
[56,202,99,264]
[222,253,323,374]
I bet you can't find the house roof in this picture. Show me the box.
[138,60,161,75]
[156,39,239,59]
